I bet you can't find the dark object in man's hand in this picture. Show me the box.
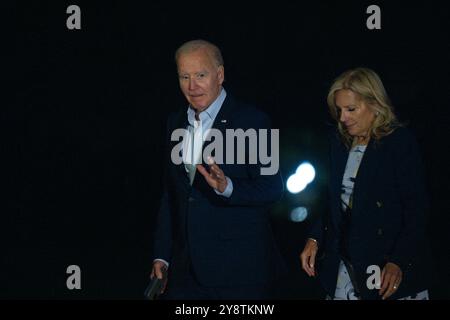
[144,268,167,300]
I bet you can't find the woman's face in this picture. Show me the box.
[334,89,376,138]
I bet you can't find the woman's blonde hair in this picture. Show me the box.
[327,67,401,148]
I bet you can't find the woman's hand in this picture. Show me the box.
[379,262,403,300]
[300,239,319,277]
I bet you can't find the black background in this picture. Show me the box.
[6,1,450,299]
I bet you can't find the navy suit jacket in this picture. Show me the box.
[153,94,285,287]
[310,127,432,299]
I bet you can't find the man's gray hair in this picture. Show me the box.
[175,39,224,67]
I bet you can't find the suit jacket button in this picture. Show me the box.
[377,228,383,236]
[376,201,382,208]
[188,196,195,202]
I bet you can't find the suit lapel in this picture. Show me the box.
[330,135,347,226]
[351,139,381,215]
[202,95,236,161]
[208,94,235,134]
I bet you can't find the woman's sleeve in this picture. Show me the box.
[389,129,429,271]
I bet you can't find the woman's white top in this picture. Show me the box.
[340,145,367,211]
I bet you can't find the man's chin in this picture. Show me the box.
[190,103,208,112]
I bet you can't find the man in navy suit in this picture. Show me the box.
[150,40,284,299]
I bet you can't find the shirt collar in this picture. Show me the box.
[187,87,226,125]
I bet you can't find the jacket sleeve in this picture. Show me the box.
[152,116,174,263]
[388,129,429,271]
[307,130,335,246]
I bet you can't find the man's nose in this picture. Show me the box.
[188,78,198,90]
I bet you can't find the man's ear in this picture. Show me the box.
[218,65,225,84]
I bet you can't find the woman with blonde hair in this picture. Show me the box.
[300,68,431,300]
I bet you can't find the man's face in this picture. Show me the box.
[177,49,224,113]
[335,89,376,138]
